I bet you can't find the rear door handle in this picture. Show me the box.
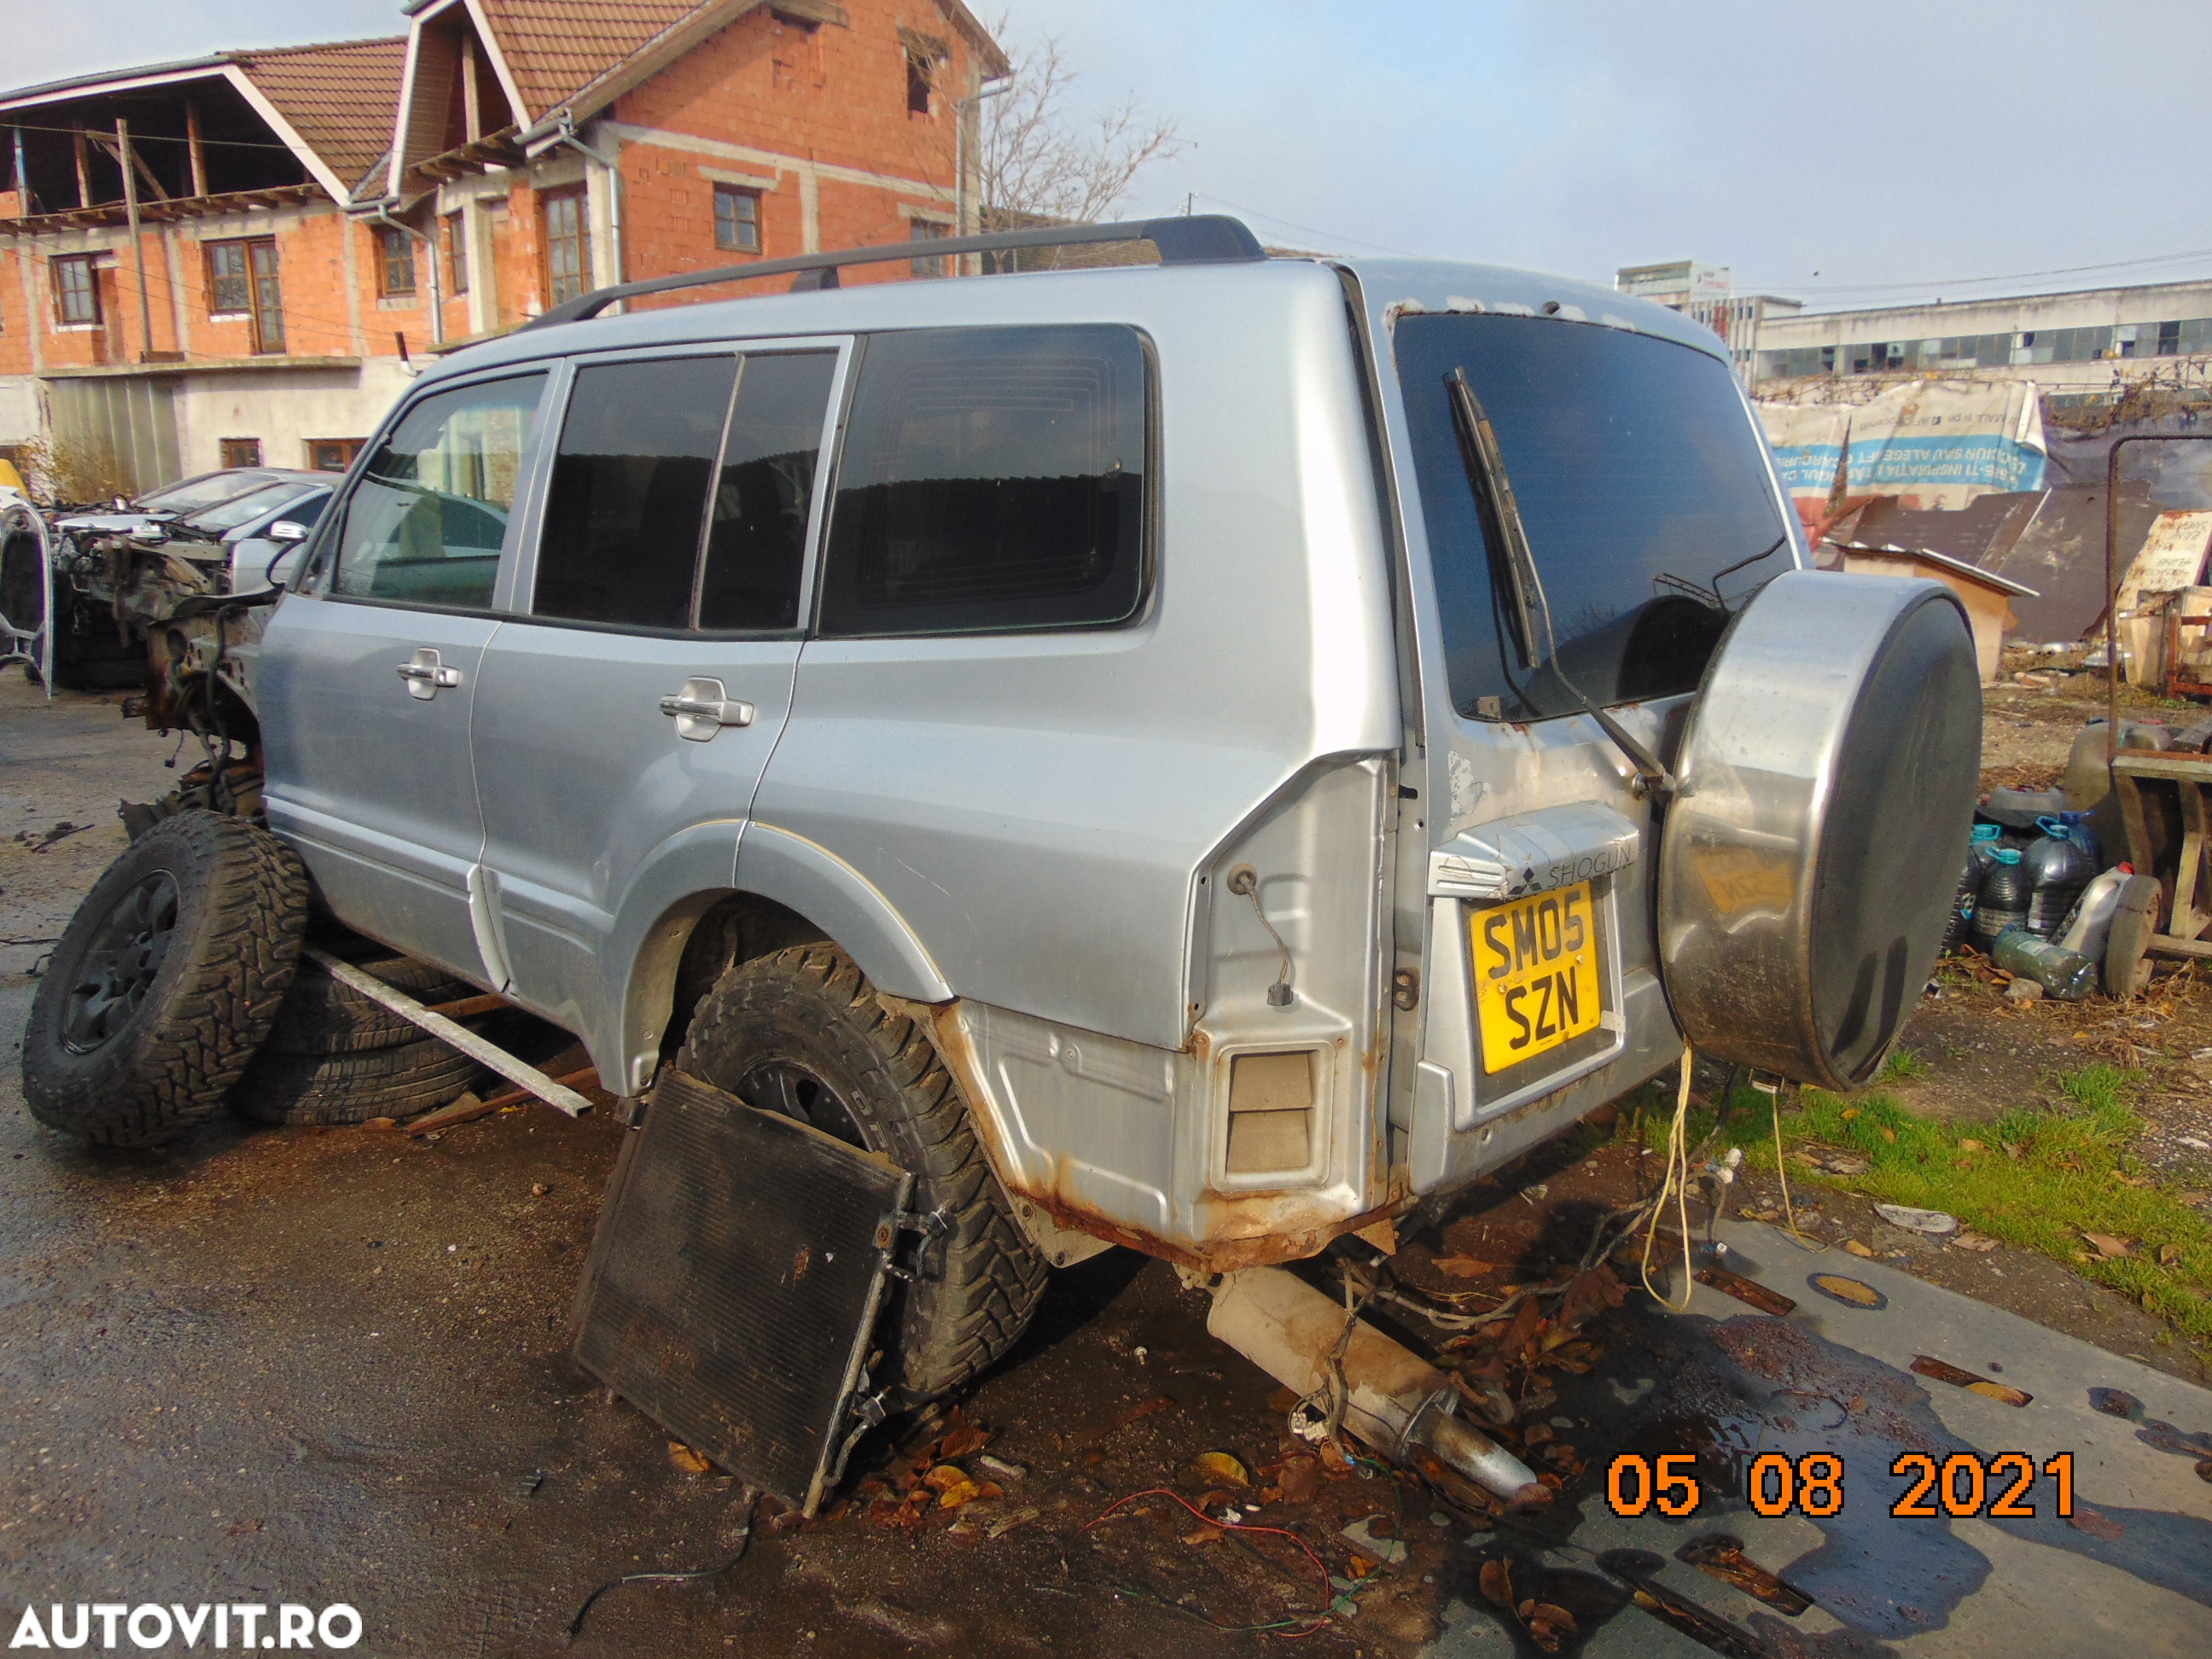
[658,677,754,742]
[397,647,463,700]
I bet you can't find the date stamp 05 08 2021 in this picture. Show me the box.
[1604,1451,2081,1522]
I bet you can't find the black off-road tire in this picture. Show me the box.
[229,1037,481,1126]
[262,953,474,1056]
[22,811,309,1148]
[675,944,1050,1404]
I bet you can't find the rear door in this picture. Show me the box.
[258,370,550,979]
[469,341,845,1033]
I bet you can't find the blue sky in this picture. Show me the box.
[8,0,2207,311]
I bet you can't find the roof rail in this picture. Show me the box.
[522,213,1267,330]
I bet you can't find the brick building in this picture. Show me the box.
[0,0,1003,492]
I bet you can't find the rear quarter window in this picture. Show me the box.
[818,325,1149,637]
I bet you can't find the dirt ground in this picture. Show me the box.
[5,666,2212,1656]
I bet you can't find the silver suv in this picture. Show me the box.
[28,218,1980,1402]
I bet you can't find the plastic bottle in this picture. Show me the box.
[1944,826,2003,953]
[2055,863,2135,961]
[1973,848,2030,944]
[2023,818,2093,938]
[1991,928,2099,1000]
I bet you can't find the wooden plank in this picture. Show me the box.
[2112,753,2212,780]
[300,946,594,1116]
[2181,777,2212,941]
[406,1068,599,1134]
[422,991,509,1018]
[2147,933,2212,960]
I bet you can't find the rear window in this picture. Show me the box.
[1396,313,1789,721]
[818,325,1148,637]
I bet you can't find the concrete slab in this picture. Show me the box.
[1421,1217,2212,1656]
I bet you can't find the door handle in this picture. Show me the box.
[396,647,463,700]
[659,677,754,742]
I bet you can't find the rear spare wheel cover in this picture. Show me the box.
[1657,568,1980,1090]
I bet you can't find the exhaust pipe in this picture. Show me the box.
[1208,1266,1547,1505]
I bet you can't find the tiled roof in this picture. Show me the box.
[475,0,699,120]
[228,38,409,186]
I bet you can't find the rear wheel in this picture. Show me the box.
[674,944,1049,1404]
[22,811,308,1147]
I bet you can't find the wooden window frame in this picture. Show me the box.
[376,225,417,299]
[445,212,469,296]
[713,184,761,254]
[541,187,592,307]
[53,254,101,327]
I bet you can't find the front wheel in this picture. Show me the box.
[22,811,309,1147]
[674,944,1049,1404]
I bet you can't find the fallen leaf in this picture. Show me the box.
[667,1441,712,1475]
[1522,1423,1554,1446]
[1479,1558,1515,1610]
[1433,1254,1499,1278]
[1842,1108,1861,1122]
[1844,1240,1876,1258]
[2083,1231,2136,1260]
[2160,1243,2183,1266]
[1958,1138,1984,1152]
[1347,1554,1375,1579]
[1878,1126,1898,1144]
[1180,1523,1225,1546]
[1953,1231,2000,1252]
[1532,1604,1578,1635]
[1278,1456,1323,1505]
[1190,1451,1250,1487]
[1084,1395,1173,1444]
[923,1464,971,1493]
[939,1425,992,1460]
[936,1479,983,1511]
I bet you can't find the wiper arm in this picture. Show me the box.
[1442,366,1675,799]
[1446,367,1541,670]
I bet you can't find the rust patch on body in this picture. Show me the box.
[904,997,1409,1272]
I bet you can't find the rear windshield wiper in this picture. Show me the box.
[1443,366,1675,798]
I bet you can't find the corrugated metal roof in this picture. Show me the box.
[230,38,409,186]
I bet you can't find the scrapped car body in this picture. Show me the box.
[39,468,333,692]
[232,220,1977,1275]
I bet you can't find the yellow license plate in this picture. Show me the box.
[1470,882,1602,1074]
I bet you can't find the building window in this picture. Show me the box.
[207,242,249,314]
[445,212,469,295]
[207,238,283,352]
[53,255,99,326]
[713,185,760,253]
[909,219,947,278]
[906,51,934,114]
[377,226,417,298]
[307,438,367,473]
[543,189,591,306]
[221,438,264,469]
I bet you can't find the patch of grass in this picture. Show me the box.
[1876,1046,1928,1085]
[1735,1064,2212,1343]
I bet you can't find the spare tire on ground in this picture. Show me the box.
[21,810,309,1148]
[230,1036,480,1126]
[261,952,474,1055]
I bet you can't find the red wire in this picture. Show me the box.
[1079,1487,1341,1638]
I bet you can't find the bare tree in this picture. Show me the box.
[970,24,1183,233]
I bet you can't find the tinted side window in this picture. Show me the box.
[534,356,738,630]
[818,326,1147,637]
[699,352,836,631]
[331,375,544,609]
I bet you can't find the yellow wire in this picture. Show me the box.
[1771,1082,1826,1254]
[1640,1045,1696,1312]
